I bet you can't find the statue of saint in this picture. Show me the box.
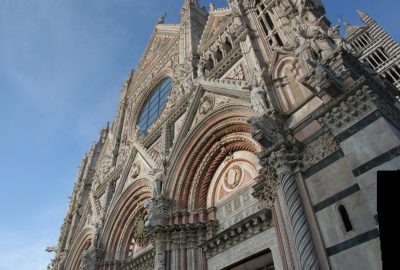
[157,13,167,24]
[250,83,270,116]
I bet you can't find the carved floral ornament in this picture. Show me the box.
[225,64,245,81]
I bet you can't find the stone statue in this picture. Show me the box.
[150,169,163,199]
[295,16,337,59]
[295,0,308,18]
[144,199,155,228]
[308,59,330,81]
[295,0,325,17]
[157,13,167,25]
[250,81,270,116]
[197,59,205,77]
[327,25,352,52]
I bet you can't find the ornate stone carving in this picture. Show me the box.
[294,0,325,18]
[319,85,374,135]
[252,166,278,209]
[247,115,279,148]
[296,16,337,59]
[144,197,170,229]
[119,248,155,270]
[225,64,245,81]
[248,75,272,116]
[133,210,150,247]
[201,209,272,258]
[302,132,341,170]
[199,95,215,115]
[301,59,342,97]
[131,162,141,179]
[224,165,242,189]
[79,247,104,270]
[206,220,219,239]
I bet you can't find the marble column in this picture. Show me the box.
[186,229,197,270]
[154,232,167,270]
[170,231,180,270]
[270,146,319,270]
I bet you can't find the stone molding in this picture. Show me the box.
[119,247,155,270]
[320,84,400,136]
[200,209,272,259]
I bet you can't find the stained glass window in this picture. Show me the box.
[138,77,172,135]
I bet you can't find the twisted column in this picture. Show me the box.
[270,147,319,270]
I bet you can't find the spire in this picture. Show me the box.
[356,10,368,19]
[356,9,375,24]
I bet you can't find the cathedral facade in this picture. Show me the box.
[49,1,399,269]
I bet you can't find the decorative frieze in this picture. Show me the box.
[225,64,246,81]
[251,165,278,210]
[200,209,272,259]
[119,248,155,270]
[302,131,341,170]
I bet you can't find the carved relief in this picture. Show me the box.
[199,95,215,115]
[148,138,162,160]
[224,165,242,190]
[214,95,231,107]
[319,85,374,135]
[252,166,278,210]
[133,209,149,247]
[131,162,141,179]
[302,132,341,170]
[225,64,245,81]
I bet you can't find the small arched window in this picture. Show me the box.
[338,204,354,232]
[224,40,232,53]
[138,77,173,135]
[215,48,223,62]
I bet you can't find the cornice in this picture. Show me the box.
[200,208,272,258]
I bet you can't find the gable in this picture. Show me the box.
[198,8,232,53]
[135,24,179,81]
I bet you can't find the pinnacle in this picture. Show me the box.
[356,10,368,18]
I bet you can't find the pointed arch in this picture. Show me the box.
[99,178,153,263]
[63,227,95,270]
[166,104,261,221]
[272,56,313,113]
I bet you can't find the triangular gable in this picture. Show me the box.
[198,8,232,53]
[134,24,180,82]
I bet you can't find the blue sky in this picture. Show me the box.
[0,0,397,269]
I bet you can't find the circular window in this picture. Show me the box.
[137,77,173,135]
